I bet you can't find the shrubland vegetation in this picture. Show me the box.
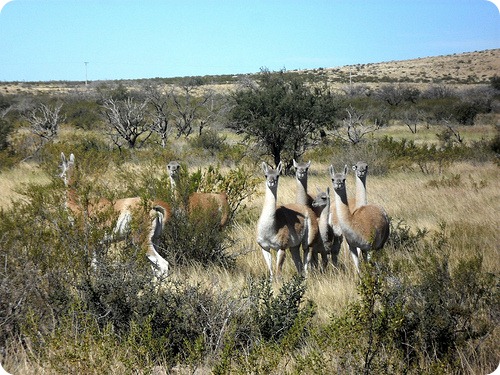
[0,55,499,374]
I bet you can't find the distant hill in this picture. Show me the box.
[303,48,500,88]
[1,49,498,96]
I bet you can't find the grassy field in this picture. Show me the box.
[1,119,498,373]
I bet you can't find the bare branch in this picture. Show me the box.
[102,97,153,149]
[25,103,64,142]
[144,85,172,148]
[170,83,214,138]
[335,106,380,145]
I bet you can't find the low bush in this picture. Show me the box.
[62,98,103,130]
[189,128,228,156]
[376,136,496,173]
[299,223,498,374]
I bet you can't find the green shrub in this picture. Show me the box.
[189,128,228,156]
[302,222,499,375]
[491,75,500,90]
[216,276,316,374]
[0,117,13,152]
[490,125,500,155]
[63,99,103,130]
[248,276,314,343]
[376,136,493,174]
[386,218,428,251]
[160,205,235,269]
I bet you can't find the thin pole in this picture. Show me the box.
[84,62,89,86]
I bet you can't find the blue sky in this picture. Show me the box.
[0,0,499,82]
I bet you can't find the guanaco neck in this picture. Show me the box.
[169,175,177,192]
[332,185,352,229]
[355,174,367,208]
[259,180,278,235]
[66,187,79,212]
[168,174,182,203]
[262,182,277,217]
[320,196,330,225]
[296,175,309,206]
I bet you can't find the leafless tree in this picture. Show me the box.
[336,106,380,145]
[376,84,420,106]
[198,91,230,136]
[438,120,464,146]
[144,85,172,148]
[401,108,425,134]
[25,103,64,144]
[342,83,370,97]
[422,84,456,99]
[102,97,153,149]
[0,102,14,151]
[171,82,213,138]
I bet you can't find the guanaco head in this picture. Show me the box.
[60,152,75,187]
[293,159,311,181]
[352,161,368,179]
[312,187,330,208]
[167,161,181,180]
[329,164,348,191]
[262,162,282,189]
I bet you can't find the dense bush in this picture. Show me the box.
[375,136,496,173]
[63,98,103,130]
[0,168,251,371]
[188,128,228,156]
[0,145,498,374]
[0,171,317,373]
[491,75,500,90]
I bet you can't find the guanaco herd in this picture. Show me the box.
[59,153,389,280]
[257,160,390,279]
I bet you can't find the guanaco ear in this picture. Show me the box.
[343,164,348,175]
[261,162,268,174]
[293,159,298,168]
[61,152,66,163]
[306,160,311,168]
[328,165,335,178]
[69,153,75,163]
[326,187,330,195]
[277,161,283,174]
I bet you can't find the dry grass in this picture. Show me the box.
[0,162,51,209]
[320,48,500,88]
[3,156,497,323]
[375,123,499,145]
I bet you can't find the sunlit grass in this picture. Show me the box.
[0,162,51,209]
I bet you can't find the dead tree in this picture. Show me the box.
[401,109,424,134]
[439,120,464,146]
[171,82,213,138]
[25,103,64,144]
[145,85,172,148]
[102,97,153,149]
[336,106,380,145]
